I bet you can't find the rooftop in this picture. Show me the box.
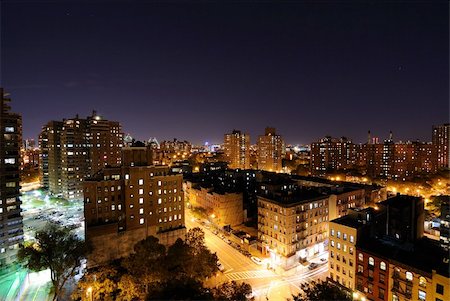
[358,236,449,277]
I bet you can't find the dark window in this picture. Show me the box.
[378,288,385,300]
[436,284,444,295]
[379,273,385,284]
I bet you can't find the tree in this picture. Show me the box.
[212,281,253,301]
[185,227,206,255]
[165,237,218,281]
[18,224,90,301]
[72,265,119,301]
[292,280,352,301]
[117,274,146,301]
[147,278,213,300]
[122,236,166,294]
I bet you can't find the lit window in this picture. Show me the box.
[358,253,363,261]
[139,208,144,214]
[343,233,347,241]
[158,198,162,204]
[406,271,413,281]
[369,257,374,266]
[111,205,115,211]
[331,229,335,236]
[140,218,144,225]
[5,126,14,132]
[419,276,426,288]
[337,231,341,238]
[125,174,130,180]
[139,198,144,204]
[331,240,335,247]
[139,189,144,195]
[418,290,426,301]
[337,243,341,250]
[158,180,162,186]
[139,179,144,185]
[380,261,386,271]
[4,158,15,164]
[350,235,354,243]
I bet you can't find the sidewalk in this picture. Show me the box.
[19,270,53,301]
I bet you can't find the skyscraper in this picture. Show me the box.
[39,111,123,199]
[0,88,24,266]
[224,130,250,169]
[257,127,285,172]
[432,124,449,169]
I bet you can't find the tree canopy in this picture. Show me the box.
[292,280,352,301]
[18,224,90,301]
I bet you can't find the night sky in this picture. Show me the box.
[1,1,448,145]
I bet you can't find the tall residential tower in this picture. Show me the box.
[39,111,123,199]
[257,127,285,172]
[224,130,250,169]
[0,88,24,266]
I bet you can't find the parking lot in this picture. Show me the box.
[21,189,84,241]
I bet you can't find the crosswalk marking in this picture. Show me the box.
[225,270,276,281]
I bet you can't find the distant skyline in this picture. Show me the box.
[1,1,448,145]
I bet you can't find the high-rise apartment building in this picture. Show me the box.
[257,127,285,172]
[432,124,449,169]
[0,88,24,266]
[84,146,185,267]
[39,112,123,199]
[310,136,357,176]
[311,132,437,180]
[224,130,250,169]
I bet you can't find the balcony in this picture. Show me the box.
[391,285,412,299]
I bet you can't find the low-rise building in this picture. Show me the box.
[329,208,375,290]
[257,187,330,269]
[184,181,244,226]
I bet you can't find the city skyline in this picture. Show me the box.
[1,2,448,144]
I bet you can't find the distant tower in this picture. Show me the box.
[389,130,393,141]
[368,130,371,144]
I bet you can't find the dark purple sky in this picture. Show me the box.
[1,1,448,145]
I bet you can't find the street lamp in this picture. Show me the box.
[87,286,93,301]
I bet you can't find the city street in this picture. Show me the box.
[185,211,329,301]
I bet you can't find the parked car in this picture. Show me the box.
[251,256,263,265]
[308,262,319,270]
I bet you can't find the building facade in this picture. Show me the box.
[39,112,123,199]
[0,88,24,266]
[257,188,330,269]
[224,130,250,169]
[257,127,285,172]
[184,181,244,226]
[84,147,185,267]
[432,124,449,169]
[310,136,357,176]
